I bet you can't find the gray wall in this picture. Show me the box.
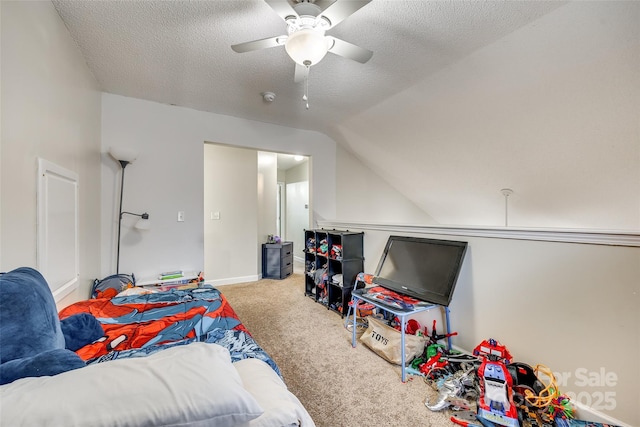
[204,144,259,284]
[101,94,338,280]
[0,1,102,306]
[338,2,640,230]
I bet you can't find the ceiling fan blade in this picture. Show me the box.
[294,63,308,83]
[318,0,371,28]
[231,36,286,53]
[326,36,373,63]
[264,0,299,21]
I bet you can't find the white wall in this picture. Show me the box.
[336,145,437,224]
[286,160,309,184]
[0,1,102,306]
[338,2,640,230]
[204,144,259,284]
[101,94,337,280]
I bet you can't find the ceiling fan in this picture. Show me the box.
[231,0,373,107]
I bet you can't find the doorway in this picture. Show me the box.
[203,144,309,280]
[274,153,309,269]
[285,180,309,269]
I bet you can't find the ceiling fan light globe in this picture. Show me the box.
[285,29,329,66]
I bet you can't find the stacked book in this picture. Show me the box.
[158,270,184,280]
[136,271,201,289]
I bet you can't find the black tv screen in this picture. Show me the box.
[373,236,468,307]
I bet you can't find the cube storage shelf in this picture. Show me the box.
[304,229,364,316]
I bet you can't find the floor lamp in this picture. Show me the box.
[110,147,151,274]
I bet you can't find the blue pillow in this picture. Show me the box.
[60,313,104,352]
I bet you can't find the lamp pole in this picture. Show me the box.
[116,160,129,274]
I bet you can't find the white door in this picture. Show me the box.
[285,181,309,262]
[276,182,284,237]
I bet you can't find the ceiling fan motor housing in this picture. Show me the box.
[292,0,323,18]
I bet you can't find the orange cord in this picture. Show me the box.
[523,364,560,408]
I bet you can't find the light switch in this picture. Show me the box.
[211,211,220,220]
[177,211,185,222]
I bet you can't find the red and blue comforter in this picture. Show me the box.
[59,286,279,374]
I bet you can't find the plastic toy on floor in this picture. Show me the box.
[451,410,484,426]
[473,338,513,364]
[422,324,479,413]
[416,320,462,383]
[474,339,520,427]
[425,365,477,412]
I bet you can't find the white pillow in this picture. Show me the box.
[233,358,316,427]
[116,286,158,296]
[0,342,264,427]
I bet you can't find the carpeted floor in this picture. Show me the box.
[219,273,452,427]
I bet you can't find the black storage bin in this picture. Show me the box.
[262,242,293,279]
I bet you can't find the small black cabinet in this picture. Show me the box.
[262,242,294,279]
[303,229,364,316]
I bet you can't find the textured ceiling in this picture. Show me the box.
[55,0,636,229]
[51,0,564,138]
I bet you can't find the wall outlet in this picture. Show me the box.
[177,211,185,222]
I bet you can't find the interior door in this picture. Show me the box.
[285,181,309,262]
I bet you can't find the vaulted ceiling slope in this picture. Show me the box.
[52,1,640,230]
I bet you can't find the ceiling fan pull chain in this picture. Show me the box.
[303,64,310,109]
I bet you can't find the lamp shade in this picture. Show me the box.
[134,217,152,230]
[285,29,330,66]
[109,146,138,163]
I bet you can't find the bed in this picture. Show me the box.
[0,269,315,427]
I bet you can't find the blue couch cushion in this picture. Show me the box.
[0,349,85,385]
[0,267,87,385]
[0,267,66,363]
[60,313,104,352]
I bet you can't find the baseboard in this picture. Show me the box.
[205,274,259,287]
[571,401,631,427]
[448,346,631,427]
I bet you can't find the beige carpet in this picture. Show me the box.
[220,274,451,427]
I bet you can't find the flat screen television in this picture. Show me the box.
[373,236,468,307]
